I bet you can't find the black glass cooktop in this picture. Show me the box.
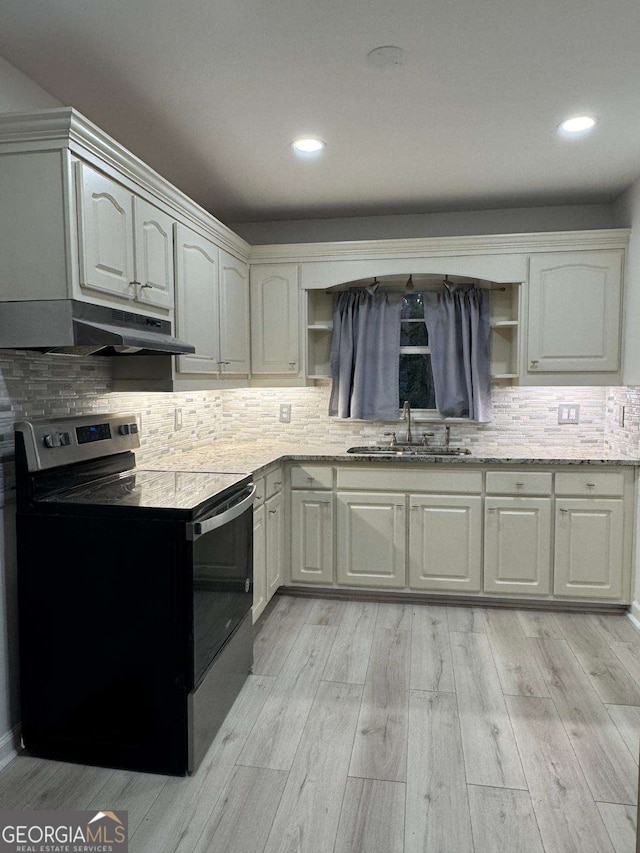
[41,469,250,513]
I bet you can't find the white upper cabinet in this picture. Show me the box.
[250,264,299,374]
[219,249,250,374]
[175,230,251,377]
[76,162,135,301]
[133,197,175,311]
[77,162,177,313]
[175,224,220,374]
[527,250,623,376]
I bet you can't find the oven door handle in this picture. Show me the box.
[186,484,256,541]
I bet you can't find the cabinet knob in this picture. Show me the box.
[487,507,496,513]
[219,360,231,366]
[269,509,277,514]
[256,494,263,501]
[289,362,297,369]
[559,508,568,513]
[306,476,314,482]
[515,482,525,487]
[274,481,282,487]
[586,482,595,488]
[530,360,539,368]
[139,283,152,289]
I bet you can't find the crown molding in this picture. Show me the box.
[0,108,250,260]
[248,229,631,263]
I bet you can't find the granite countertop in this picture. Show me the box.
[145,441,640,476]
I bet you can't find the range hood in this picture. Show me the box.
[0,300,196,356]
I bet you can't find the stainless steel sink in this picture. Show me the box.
[346,445,471,457]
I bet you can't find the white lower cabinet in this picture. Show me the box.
[554,499,624,599]
[336,492,406,588]
[252,503,267,623]
[484,498,552,595]
[291,491,334,584]
[265,491,284,600]
[408,495,482,592]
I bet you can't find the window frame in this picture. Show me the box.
[399,299,443,421]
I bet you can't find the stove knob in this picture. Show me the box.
[118,424,131,435]
[43,433,61,448]
[129,422,139,434]
[59,432,71,446]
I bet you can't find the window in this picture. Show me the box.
[399,293,437,413]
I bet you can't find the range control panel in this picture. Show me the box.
[15,414,141,471]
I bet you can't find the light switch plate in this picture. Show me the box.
[617,405,626,428]
[558,404,580,424]
[174,407,183,430]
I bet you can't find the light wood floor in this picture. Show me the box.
[2,596,640,852]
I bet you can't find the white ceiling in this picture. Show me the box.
[1,0,640,223]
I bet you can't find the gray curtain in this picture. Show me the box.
[329,289,403,420]
[423,287,492,422]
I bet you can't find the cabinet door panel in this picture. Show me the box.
[554,499,624,599]
[484,498,552,595]
[336,492,406,588]
[175,224,220,374]
[252,504,267,623]
[250,263,299,374]
[291,491,334,584]
[219,250,250,373]
[133,197,174,311]
[266,491,284,600]
[409,495,482,591]
[76,162,134,300]
[527,250,622,373]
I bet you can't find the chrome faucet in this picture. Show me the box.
[402,400,413,444]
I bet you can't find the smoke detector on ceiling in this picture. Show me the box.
[366,46,407,72]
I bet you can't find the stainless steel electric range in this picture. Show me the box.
[14,412,255,776]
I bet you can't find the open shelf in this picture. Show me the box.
[306,290,335,381]
[489,284,520,381]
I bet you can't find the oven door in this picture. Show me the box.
[187,483,255,686]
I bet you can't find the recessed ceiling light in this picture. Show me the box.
[558,115,597,134]
[291,138,325,153]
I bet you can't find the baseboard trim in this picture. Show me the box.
[628,600,640,631]
[0,724,21,772]
[278,586,629,614]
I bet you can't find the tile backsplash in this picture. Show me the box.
[1,349,639,504]
[218,384,610,453]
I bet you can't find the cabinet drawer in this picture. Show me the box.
[336,467,482,494]
[253,476,265,507]
[290,465,333,490]
[555,471,625,497]
[265,468,284,498]
[486,472,552,496]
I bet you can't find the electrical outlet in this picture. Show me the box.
[279,403,292,423]
[617,405,626,428]
[174,407,183,430]
[558,404,580,425]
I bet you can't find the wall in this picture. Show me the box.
[230,204,616,245]
[0,55,61,112]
